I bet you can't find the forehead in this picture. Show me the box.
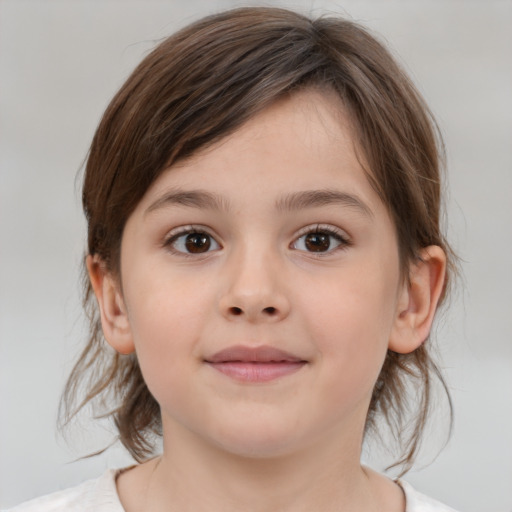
[135,88,381,218]
[188,88,356,163]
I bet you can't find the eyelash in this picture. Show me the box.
[291,224,351,256]
[163,225,220,258]
[163,224,351,257]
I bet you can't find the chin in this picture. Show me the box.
[203,417,309,460]
[213,438,300,460]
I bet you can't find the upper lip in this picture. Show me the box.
[205,345,305,363]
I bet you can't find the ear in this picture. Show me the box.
[389,245,447,354]
[86,255,135,355]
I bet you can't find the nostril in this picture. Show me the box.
[229,306,243,316]
[263,306,277,315]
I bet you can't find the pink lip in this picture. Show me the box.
[205,345,307,383]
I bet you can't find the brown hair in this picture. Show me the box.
[61,7,456,473]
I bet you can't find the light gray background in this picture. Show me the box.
[1,1,511,510]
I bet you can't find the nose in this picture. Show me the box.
[218,249,291,323]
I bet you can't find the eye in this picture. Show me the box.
[292,226,349,254]
[166,229,220,254]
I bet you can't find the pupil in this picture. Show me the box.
[305,233,330,252]
[185,233,210,253]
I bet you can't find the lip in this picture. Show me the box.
[205,345,307,383]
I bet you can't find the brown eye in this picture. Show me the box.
[304,233,331,252]
[292,228,347,254]
[168,230,220,254]
[185,233,211,253]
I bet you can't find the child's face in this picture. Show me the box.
[114,89,408,457]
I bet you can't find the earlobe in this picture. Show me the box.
[389,246,446,354]
[86,255,135,355]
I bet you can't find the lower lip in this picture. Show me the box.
[207,361,306,383]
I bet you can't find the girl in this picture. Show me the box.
[6,7,459,511]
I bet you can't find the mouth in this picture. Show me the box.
[204,345,307,383]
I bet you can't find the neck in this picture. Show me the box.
[132,422,401,512]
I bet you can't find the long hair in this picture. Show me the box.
[60,7,456,474]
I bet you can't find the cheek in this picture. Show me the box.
[121,264,213,389]
[124,258,211,336]
[298,263,399,387]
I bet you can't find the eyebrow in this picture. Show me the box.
[145,189,230,216]
[276,189,373,217]
[145,188,373,218]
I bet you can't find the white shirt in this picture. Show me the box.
[2,469,459,511]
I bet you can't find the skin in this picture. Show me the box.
[89,89,446,511]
